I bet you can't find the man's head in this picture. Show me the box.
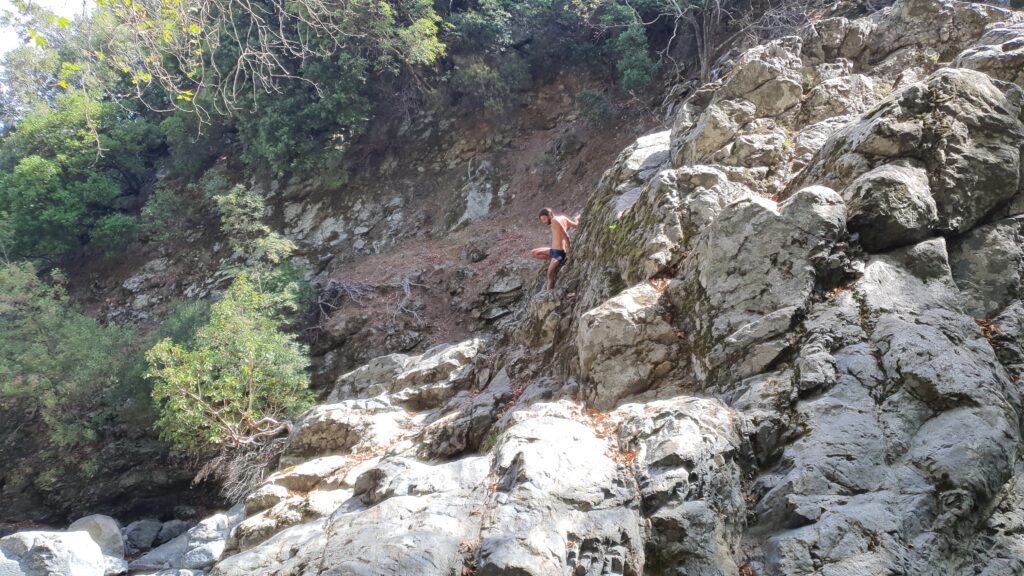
[539,207,552,225]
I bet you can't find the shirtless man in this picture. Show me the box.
[530,207,578,289]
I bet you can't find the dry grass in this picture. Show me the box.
[194,437,289,502]
[459,539,480,575]
[975,318,998,344]
[826,286,848,301]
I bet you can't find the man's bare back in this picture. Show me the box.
[530,208,578,289]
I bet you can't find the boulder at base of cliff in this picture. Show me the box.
[0,530,106,576]
[129,505,245,572]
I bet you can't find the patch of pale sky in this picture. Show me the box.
[0,0,91,57]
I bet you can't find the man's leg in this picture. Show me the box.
[530,247,552,261]
[547,258,561,289]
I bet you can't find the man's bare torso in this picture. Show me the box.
[550,215,572,250]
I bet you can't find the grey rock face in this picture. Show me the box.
[327,338,483,410]
[155,521,191,547]
[0,531,105,576]
[956,20,1024,87]
[477,404,643,576]
[123,519,163,556]
[577,282,679,409]
[949,216,1024,318]
[842,162,937,251]
[130,505,244,572]
[794,68,1024,234]
[67,514,124,560]
[670,186,846,385]
[614,397,745,576]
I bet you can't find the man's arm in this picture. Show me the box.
[566,217,579,230]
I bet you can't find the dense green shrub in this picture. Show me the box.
[158,300,212,346]
[159,113,222,179]
[140,165,227,243]
[141,185,193,243]
[612,24,659,90]
[450,56,531,112]
[146,272,312,452]
[90,213,140,254]
[0,262,141,447]
[235,54,371,176]
[0,93,163,259]
[146,178,312,452]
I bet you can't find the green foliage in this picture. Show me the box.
[214,185,296,264]
[146,272,313,452]
[158,300,212,346]
[141,165,226,243]
[90,213,140,254]
[611,24,659,90]
[0,262,140,447]
[198,165,232,199]
[213,184,309,320]
[141,185,193,243]
[236,54,371,176]
[0,44,61,123]
[159,113,221,178]
[575,88,611,121]
[450,56,531,112]
[480,428,500,452]
[0,92,163,259]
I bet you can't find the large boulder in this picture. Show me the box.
[68,515,123,560]
[612,397,745,576]
[577,282,680,409]
[669,186,847,385]
[328,338,483,409]
[123,519,163,556]
[130,505,245,572]
[0,531,105,576]
[212,457,489,576]
[793,68,1024,234]
[949,216,1024,318]
[477,403,644,576]
[799,74,889,125]
[285,399,414,460]
[842,162,937,252]
[956,20,1024,88]
[757,238,1022,574]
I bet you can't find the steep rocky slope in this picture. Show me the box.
[7,0,1024,574]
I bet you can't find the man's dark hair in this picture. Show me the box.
[539,208,552,217]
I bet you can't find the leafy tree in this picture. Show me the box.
[611,24,659,90]
[0,262,140,447]
[157,300,212,347]
[146,272,312,452]
[146,182,311,453]
[90,213,140,254]
[0,93,163,259]
[235,54,371,176]
[159,112,223,178]
[213,184,310,319]
[449,56,531,112]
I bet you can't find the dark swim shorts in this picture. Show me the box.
[549,248,567,263]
